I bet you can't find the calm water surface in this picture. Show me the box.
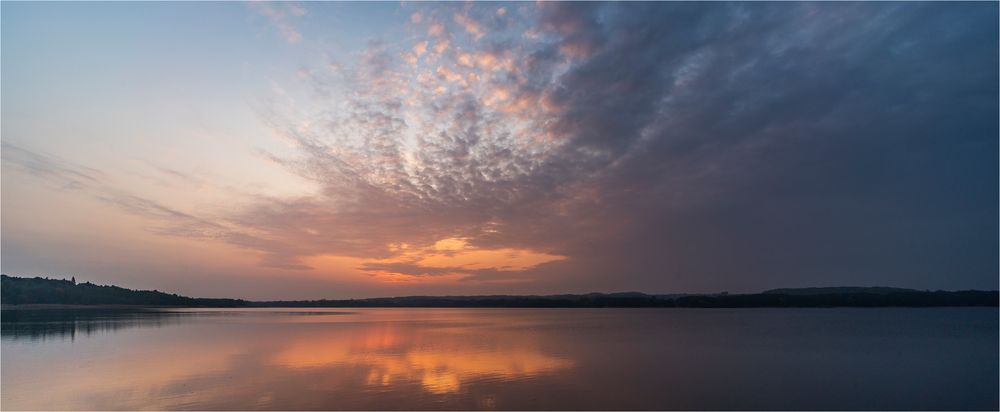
[1,308,997,410]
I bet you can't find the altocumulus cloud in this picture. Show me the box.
[238,2,998,290]
[8,3,997,292]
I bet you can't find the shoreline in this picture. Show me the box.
[3,303,998,311]
[1,304,177,310]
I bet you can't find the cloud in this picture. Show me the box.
[453,12,484,40]
[413,40,428,57]
[1,142,105,191]
[6,3,996,294]
[353,237,565,281]
[247,2,997,291]
[428,23,445,37]
[1,143,311,271]
[248,1,307,44]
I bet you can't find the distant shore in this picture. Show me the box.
[1,304,175,310]
[2,275,997,309]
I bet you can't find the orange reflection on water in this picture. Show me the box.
[271,321,572,394]
[2,309,578,410]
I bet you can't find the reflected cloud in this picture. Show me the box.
[4,308,997,410]
[272,322,573,394]
[2,309,577,409]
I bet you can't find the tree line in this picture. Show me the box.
[2,275,996,308]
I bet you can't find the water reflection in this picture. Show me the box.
[2,308,997,410]
[1,309,186,342]
[1,308,577,410]
[271,324,572,394]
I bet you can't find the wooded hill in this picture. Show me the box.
[2,275,996,308]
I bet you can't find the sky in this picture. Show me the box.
[1,2,997,300]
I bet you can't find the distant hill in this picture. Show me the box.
[1,275,996,308]
[1,275,247,307]
[762,287,920,295]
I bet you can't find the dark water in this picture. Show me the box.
[1,307,996,410]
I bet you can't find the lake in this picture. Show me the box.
[1,307,997,410]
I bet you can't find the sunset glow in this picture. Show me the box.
[2,2,996,299]
[1,3,997,411]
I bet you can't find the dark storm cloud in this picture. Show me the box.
[526,2,999,291]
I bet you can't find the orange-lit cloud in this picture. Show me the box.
[304,237,566,283]
[432,40,449,55]
[428,23,445,37]
[453,12,484,40]
[413,40,428,57]
[435,65,464,83]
